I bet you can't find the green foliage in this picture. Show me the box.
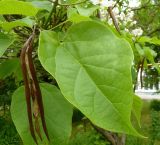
[150,100,160,112]
[0,77,17,107]
[132,95,143,127]
[68,130,110,145]
[0,33,14,57]
[150,110,160,144]
[11,83,73,145]
[31,1,52,11]
[75,5,99,17]
[2,0,159,144]
[0,113,22,145]
[67,7,91,23]
[126,135,145,145]
[38,30,60,77]
[0,17,34,31]
[138,36,160,46]
[0,58,22,80]
[39,21,141,136]
[0,0,38,16]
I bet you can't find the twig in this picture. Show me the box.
[107,7,121,35]
[91,123,116,145]
[49,20,69,30]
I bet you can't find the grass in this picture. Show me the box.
[126,100,160,145]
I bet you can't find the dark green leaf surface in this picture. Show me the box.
[0,58,19,79]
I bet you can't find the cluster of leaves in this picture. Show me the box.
[0,0,159,145]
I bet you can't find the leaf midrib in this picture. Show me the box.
[61,44,132,131]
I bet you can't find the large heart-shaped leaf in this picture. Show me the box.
[0,33,14,57]
[38,21,142,136]
[11,83,73,145]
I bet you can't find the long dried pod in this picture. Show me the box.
[27,34,50,141]
[20,35,38,144]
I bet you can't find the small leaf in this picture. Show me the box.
[0,33,14,57]
[0,18,34,31]
[143,47,160,72]
[144,47,157,59]
[69,14,91,23]
[138,36,160,45]
[132,95,143,127]
[11,83,73,145]
[67,8,91,23]
[135,44,145,57]
[0,0,38,16]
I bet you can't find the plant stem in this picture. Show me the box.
[50,20,69,30]
[44,0,58,29]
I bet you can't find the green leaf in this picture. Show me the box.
[135,44,144,57]
[31,1,52,11]
[76,5,99,17]
[11,83,73,145]
[38,30,60,77]
[0,0,38,16]
[39,21,142,136]
[0,33,14,57]
[0,58,20,79]
[144,47,157,59]
[132,95,143,127]
[138,36,160,45]
[67,8,91,23]
[0,18,34,31]
[69,13,91,23]
[143,47,160,72]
